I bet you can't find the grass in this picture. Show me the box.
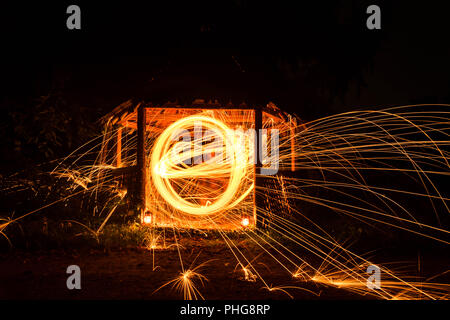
[0,215,257,253]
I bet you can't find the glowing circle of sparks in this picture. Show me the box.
[150,115,253,216]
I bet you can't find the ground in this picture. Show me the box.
[0,239,365,300]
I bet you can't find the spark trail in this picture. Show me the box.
[1,104,449,300]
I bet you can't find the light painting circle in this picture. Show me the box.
[150,115,253,216]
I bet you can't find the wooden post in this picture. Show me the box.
[97,124,110,187]
[254,107,265,229]
[116,127,122,168]
[136,103,146,216]
[290,119,296,172]
[99,125,110,165]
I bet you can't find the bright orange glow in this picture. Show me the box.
[143,214,152,224]
[151,115,253,216]
[241,217,250,227]
[147,112,257,229]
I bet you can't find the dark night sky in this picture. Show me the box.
[336,2,450,111]
[1,1,450,120]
